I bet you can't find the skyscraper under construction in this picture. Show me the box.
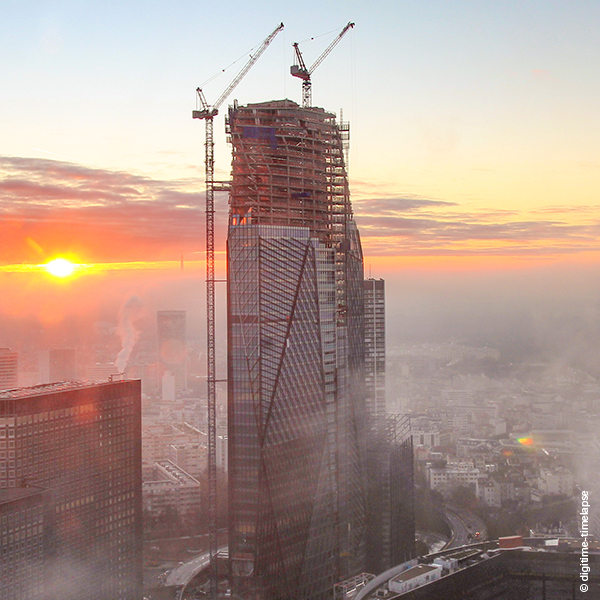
[226,100,366,599]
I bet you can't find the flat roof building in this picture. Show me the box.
[0,380,143,600]
[142,460,201,517]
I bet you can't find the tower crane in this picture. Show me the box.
[192,21,284,599]
[290,21,354,108]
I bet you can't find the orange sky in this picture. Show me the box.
[2,156,599,270]
[1,156,598,362]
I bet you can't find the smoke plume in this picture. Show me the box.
[114,295,143,373]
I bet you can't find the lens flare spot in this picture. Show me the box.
[518,437,534,446]
[45,258,75,278]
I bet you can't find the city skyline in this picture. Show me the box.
[2,5,599,599]
[2,4,599,370]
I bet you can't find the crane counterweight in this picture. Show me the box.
[192,108,218,119]
[290,21,354,107]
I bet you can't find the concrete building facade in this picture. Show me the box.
[0,348,18,390]
[142,460,201,517]
[364,278,386,415]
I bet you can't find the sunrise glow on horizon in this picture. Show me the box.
[0,259,206,276]
[0,3,598,342]
[0,2,598,276]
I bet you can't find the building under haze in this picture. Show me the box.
[364,279,386,414]
[0,347,18,390]
[0,380,143,600]
[157,310,187,395]
[226,100,367,599]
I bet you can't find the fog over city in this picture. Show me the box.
[3,2,600,599]
[2,247,599,375]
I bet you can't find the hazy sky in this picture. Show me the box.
[2,1,600,354]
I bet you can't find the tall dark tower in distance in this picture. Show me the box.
[157,310,187,396]
[226,100,366,600]
[0,348,18,389]
[49,348,78,382]
[365,414,415,574]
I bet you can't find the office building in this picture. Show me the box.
[0,348,18,390]
[142,460,201,517]
[366,414,416,575]
[157,310,187,395]
[364,279,385,414]
[227,100,366,599]
[0,380,143,600]
[0,485,51,600]
[169,442,206,479]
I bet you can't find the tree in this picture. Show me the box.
[450,485,478,511]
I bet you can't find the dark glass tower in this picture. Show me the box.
[366,414,416,574]
[226,100,366,599]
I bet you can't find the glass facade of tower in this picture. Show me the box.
[366,414,416,574]
[227,100,366,599]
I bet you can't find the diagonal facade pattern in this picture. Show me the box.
[227,100,366,600]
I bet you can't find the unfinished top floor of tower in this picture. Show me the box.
[226,99,352,246]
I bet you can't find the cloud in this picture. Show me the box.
[2,156,598,263]
[353,196,457,215]
[531,204,600,215]
[0,156,229,263]
[353,194,600,258]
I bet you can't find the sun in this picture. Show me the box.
[45,258,76,278]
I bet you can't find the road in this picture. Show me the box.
[164,546,227,587]
[444,505,488,549]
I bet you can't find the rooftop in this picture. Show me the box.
[391,564,439,583]
[0,377,135,399]
[354,538,600,600]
